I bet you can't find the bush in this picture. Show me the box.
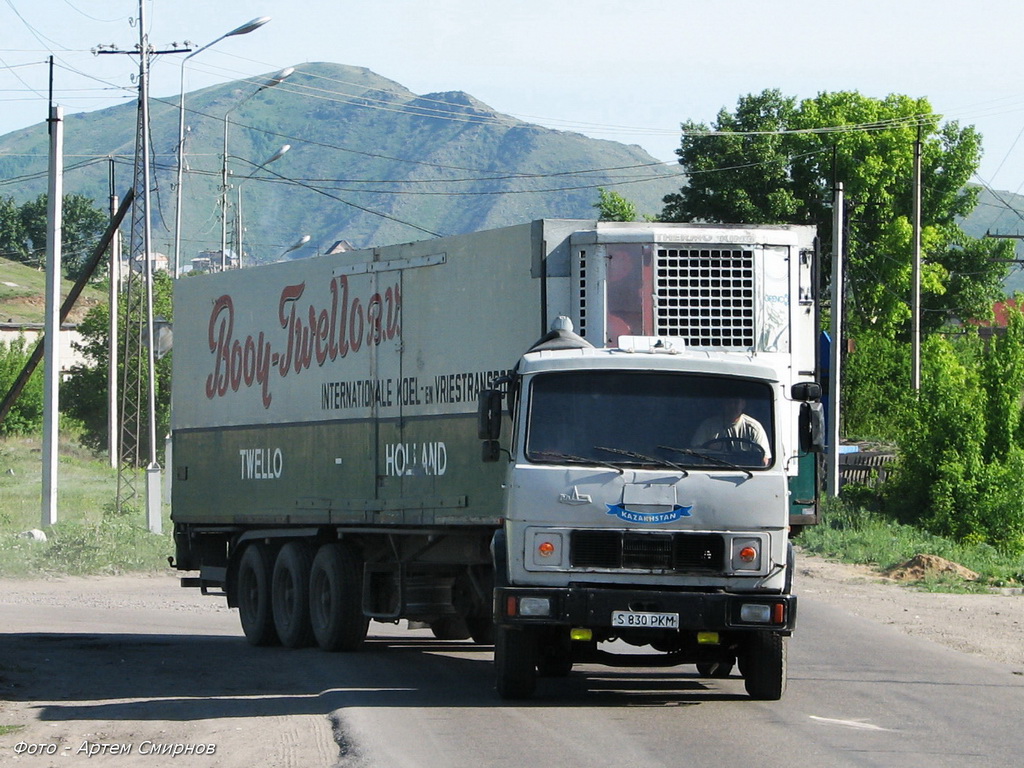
[881,317,1024,555]
[0,336,43,435]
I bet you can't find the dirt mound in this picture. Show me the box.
[884,553,979,582]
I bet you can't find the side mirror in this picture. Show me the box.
[791,381,822,402]
[799,401,825,453]
[477,389,503,440]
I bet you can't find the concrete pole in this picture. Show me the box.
[41,105,63,527]
[221,116,229,271]
[911,129,922,391]
[137,0,162,533]
[827,182,844,498]
[107,189,120,469]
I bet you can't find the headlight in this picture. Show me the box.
[740,603,772,623]
[518,597,552,616]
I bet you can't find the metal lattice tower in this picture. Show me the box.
[115,0,161,527]
[115,84,149,511]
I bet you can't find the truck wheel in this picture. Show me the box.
[466,617,495,645]
[494,626,538,699]
[742,631,787,700]
[272,542,314,648]
[537,630,573,677]
[309,542,369,652]
[237,543,279,646]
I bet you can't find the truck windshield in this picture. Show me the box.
[525,371,774,470]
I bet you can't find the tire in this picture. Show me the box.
[237,543,279,647]
[272,542,314,648]
[494,626,538,700]
[466,617,495,645]
[742,631,787,700]
[696,659,735,678]
[309,542,369,652]
[430,615,471,640]
[537,647,573,678]
[536,629,573,677]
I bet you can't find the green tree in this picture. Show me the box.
[0,195,28,263]
[15,194,108,280]
[594,188,639,222]
[62,271,174,457]
[0,336,43,435]
[662,89,1010,337]
[663,89,802,225]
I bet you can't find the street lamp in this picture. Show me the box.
[235,144,291,265]
[220,67,296,269]
[173,16,271,278]
[279,235,311,260]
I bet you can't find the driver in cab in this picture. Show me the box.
[691,397,771,466]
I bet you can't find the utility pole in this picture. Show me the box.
[96,4,188,532]
[827,182,844,498]
[107,159,120,469]
[41,101,63,527]
[911,127,922,391]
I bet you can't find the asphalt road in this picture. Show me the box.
[1,576,1021,768]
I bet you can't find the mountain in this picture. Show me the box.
[960,187,1024,295]
[0,62,682,267]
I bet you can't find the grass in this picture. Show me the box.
[0,433,171,577]
[0,256,106,324]
[796,494,1024,592]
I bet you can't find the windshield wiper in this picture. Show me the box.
[658,445,753,480]
[530,450,624,475]
[594,446,688,476]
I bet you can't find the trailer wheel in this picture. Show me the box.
[272,542,314,648]
[309,542,369,652]
[237,543,279,646]
[494,626,538,699]
[742,631,787,700]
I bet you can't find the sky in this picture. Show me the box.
[3,0,1024,201]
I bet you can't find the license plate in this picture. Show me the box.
[611,610,679,629]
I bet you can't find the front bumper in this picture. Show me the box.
[495,585,797,634]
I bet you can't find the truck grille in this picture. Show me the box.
[655,246,755,348]
[570,530,725,572]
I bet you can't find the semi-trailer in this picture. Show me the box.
[170,219,822,699]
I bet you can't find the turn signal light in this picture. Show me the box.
[739,546,757,563]
[538,541,556,557]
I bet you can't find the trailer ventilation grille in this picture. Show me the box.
[655,247,755,348]
[570,531,725,572]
